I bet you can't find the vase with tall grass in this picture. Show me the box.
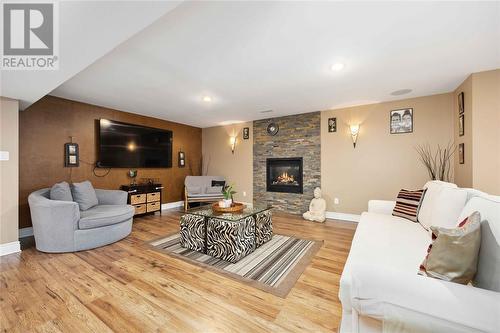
[415,143,456,182]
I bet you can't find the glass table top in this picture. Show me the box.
[186,203,272,221]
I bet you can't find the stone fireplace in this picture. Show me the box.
[266,157,303,194]
[253,112,320,214]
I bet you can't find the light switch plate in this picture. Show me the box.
[0,151,9,161]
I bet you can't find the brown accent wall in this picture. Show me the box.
[19,96,202,229]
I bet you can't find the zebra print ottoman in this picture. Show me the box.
[206,216,256,263]
[180,205,273,263]
[255,210,273,248]
[180,214,206,252]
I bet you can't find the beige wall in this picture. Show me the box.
[321,93,454,214]
[202,122,253,203]
[0,97,19,245]
[471,69,500,194]
[453,76,473,188]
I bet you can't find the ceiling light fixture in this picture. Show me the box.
[331,63,345,71]
[202,96,212,102]
[260,109,273,114]
[391,89,413,96]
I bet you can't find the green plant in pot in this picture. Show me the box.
[221,184,237,208]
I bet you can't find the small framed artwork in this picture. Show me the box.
[64,143,79,167]
[390,108,413,134]
[243,127,250,140]
[178,151,185,167]
[459,114,464,137]
[459,143,465,164]
[458,92,464,114]
[328,117,337,133]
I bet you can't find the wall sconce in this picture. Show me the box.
[350,124,360,148]
[229,136,236,154]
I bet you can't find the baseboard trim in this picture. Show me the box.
[0,241,21,256]
[19,227,34,238]
[161,201,184,210]
[325,211,360,223]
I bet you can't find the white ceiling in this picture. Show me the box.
[1,1,182,109]
[36,2,500,127]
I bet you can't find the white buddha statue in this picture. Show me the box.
[303,187,326,222]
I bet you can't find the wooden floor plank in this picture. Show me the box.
[1,209,356,332]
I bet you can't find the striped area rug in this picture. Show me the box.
[148,233,322,297]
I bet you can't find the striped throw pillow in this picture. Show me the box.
[392,189,426,222]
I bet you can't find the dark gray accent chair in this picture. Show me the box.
[28,188,134,253]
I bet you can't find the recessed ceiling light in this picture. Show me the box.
[391,89,413,96]
[331,63,345,71]
[202,96,212,102]
[260,109,273,113]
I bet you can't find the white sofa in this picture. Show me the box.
[339,181,500,333]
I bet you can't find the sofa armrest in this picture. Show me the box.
[28,193,80,252]
[367,200,396,215]
[95,189,128,205]
[350,265,500,332]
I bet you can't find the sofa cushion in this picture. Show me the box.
[339,212,430,311]
[186,186,202,195]
[206,186,223,194]
[419,211,481,284]
[50,181,73,202]
[458,195,500,292]
[418,181,467,229]
[79,205,134,230]
[71,181,99,211]
[392,189,426,222]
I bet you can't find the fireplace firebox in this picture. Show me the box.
[266,157,303,194]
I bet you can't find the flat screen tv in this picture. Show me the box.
[97,119,172,168]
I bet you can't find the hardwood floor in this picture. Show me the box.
[0,210,356,333]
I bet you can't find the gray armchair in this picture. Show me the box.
[28,188,134,253]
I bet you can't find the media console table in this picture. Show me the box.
[120,183,163,217]
[180,204,273,263]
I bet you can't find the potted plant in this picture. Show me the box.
[221,184,237,208]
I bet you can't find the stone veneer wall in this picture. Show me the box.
[253,112,321,214]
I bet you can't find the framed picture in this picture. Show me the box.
[243,127,250,140]
[459,114,464,137]
[328,117,337,133]
[390,108,413,134]
[64,143,79,167]
[459,143,465,164]
[178,151,185,168]
[458,92,464,114]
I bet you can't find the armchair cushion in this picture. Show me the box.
[71,180,98,211]
[186,186,202,195]
[79,205,134,229]
[206,186,223,194]
[50,181,73,202]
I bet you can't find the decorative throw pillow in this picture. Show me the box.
[212,180,225,187]
[50,181,73,202]
[418,211,481,284]
[71,180,99,211]
[392,189,426,222]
